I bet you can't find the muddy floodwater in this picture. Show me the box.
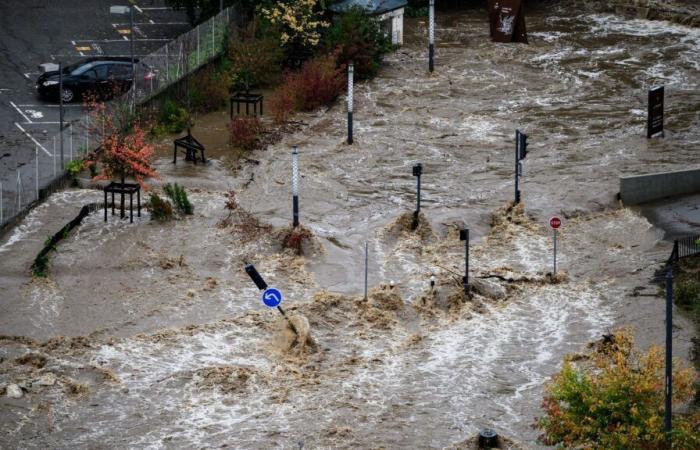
[1,3,700,449]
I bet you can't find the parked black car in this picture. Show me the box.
[36,57,155,103]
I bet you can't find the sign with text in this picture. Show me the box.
[647,86,664,138]
[488,0,528,44]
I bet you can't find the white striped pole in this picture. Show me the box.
[429,0,435,72]
[292,146,299,227]
[347,63,354,145]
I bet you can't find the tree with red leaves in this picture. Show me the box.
[84,95,158,219]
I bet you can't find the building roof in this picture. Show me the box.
[329,0,408,15]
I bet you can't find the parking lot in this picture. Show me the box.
[0,0,190,186]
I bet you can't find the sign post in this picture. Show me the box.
[244,263,297,335]
[648,85,664,138]
[488,0,528,44]
[549,216,561,275]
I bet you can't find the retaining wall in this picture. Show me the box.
[620,168,700,205]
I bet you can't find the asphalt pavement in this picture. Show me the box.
[0,0,190,186]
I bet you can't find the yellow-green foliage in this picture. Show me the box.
[259,0,329,48]
[537,329,699,449]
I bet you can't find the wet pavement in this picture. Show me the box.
[1,3,699,448]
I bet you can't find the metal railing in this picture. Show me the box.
[0,6,235,231]
[667,235,700,266]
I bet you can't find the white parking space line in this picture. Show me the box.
[133,5,143,13]
[10,101,32,123]
[17,104,82,108]
[140,7,170,10]
[14,123,50,156]
[112,22,188,26]
[74,38,170,43]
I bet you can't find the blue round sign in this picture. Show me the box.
[262,288,283,308]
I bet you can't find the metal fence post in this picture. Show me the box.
[197,25,200,65]
[212,15,216,54]
[70,124,73,160]
[0,182,3,225]
[53,136,56,177]
[364,241,369,300]
[16,170,21,210]
[665,268,673,442]
[165,44,170,82]
[35,145,39,199]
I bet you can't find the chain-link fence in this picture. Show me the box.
[0,6,235,230]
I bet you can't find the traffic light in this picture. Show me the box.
[517,130,528,160]
[413,163,423,177]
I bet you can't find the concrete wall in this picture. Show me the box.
[620,168,700,205]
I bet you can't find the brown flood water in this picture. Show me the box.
[1,2,699,448]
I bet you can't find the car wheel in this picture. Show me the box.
[61,88,74,103]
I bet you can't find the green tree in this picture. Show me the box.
[537,329,700,449]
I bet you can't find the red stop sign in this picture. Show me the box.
[550,217,561,229]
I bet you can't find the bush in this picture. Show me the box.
[228,20,284,91]
[147,193,174,221]
[155,99,189,135]
[229,116,263,151]
[675,278,700,309]
[537,329,699,449]
[163,183,194,215]
[324,5,392,79]
[189,65,230,112]
[269,53,345,123]
[66,159,84,185]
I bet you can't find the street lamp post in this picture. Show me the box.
[110,5,136,111]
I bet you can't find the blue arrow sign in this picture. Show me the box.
[262,287,283,308]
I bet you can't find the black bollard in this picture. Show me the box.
[412,163,422,230]
[478,429,498,449]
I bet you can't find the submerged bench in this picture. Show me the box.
[173,128,205,164]
[230,91,263,118]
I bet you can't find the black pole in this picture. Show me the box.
[59,61,64,170]
[665,268,673,441]
[412,163,422,230]
[429,44,434,73]
[130,5,135,112]
[417,173,421,214]
[348,112,353,145]
[514,130,520,204]
[293,196,299,227]
[460,228,469,294]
